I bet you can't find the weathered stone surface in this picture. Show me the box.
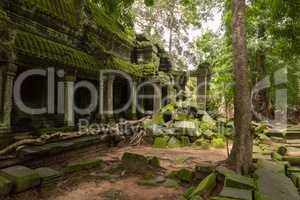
[189,173,217,198]
[64,159,104,173]
[255,160,300,200]
[218,187,252,200]
[216,166,255,190]
[0,166,40,193]
[0,176,12,196]
[173,121,197,136]
[35,168,62,185]
[122,153,148,173]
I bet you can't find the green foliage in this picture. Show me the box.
[144,0,155,7]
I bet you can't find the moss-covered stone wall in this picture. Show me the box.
[0,0,162,77]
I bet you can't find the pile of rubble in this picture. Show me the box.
[143,103,234,149]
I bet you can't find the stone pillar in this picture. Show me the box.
[1,64,17,130]
[64,75,76,127]
[196,69,209,111]
[98,74,105,120]
[0,68,3,114]
[106,75,115,120]
[153,82,162,113]
[131,80,137,119]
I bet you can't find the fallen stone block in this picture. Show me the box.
[167,136,181,148]
[218,187,252,200]
[147,156,160,168]
[0,176,12,197]
[122,152,149,173]
[291,173,300,188]
[0,166,40,193]
[153,136,169,148]
[64,159,104,173]
[180,136,191,146]
[169,168,194,182]
[35,168,63,186]
[271,152,283,161]
[194,163,216,180]
[216,166,255,190]
[255,160,300,200]
[189,173,217,198]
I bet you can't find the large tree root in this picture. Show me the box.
[0,117,151,157]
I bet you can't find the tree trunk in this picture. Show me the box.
[229,0,253,175]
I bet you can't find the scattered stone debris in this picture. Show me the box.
[121,152,161,173]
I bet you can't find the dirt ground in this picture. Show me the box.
[8,146,228,200]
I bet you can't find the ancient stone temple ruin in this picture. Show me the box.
[0,0,186,148]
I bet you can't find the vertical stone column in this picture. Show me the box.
[131,79,137,119]
[153,82,162,113]
[196,69,209,111]
[98,74,106,120]
[0,68,3,114]
[106,75,115,120]
[1,66,16,129]
[64,75,76,127]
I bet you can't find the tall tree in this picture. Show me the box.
[229,0,253,174]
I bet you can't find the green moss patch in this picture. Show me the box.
[153,137,169,148]
[64,159,104,173]
[216,166,255,190]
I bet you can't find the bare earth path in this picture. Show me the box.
[9,146,228,200]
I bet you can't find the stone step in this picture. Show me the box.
[255,160,300,200]
[218,187,252,200]
[0,165,40,193]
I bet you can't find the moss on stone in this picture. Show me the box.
[88,2,135,46]
[121,152,149,173]
[212,138,225,149]
[147,156,160,168]
[167,137,182,148]
[175,168,194,182]
[23,0,78,27]
[15,30,101,71]
[189,173,217,198]
[153,137,169,148]
[180,136,191,146]
[64,159,104,173]
[0,166,41,193]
